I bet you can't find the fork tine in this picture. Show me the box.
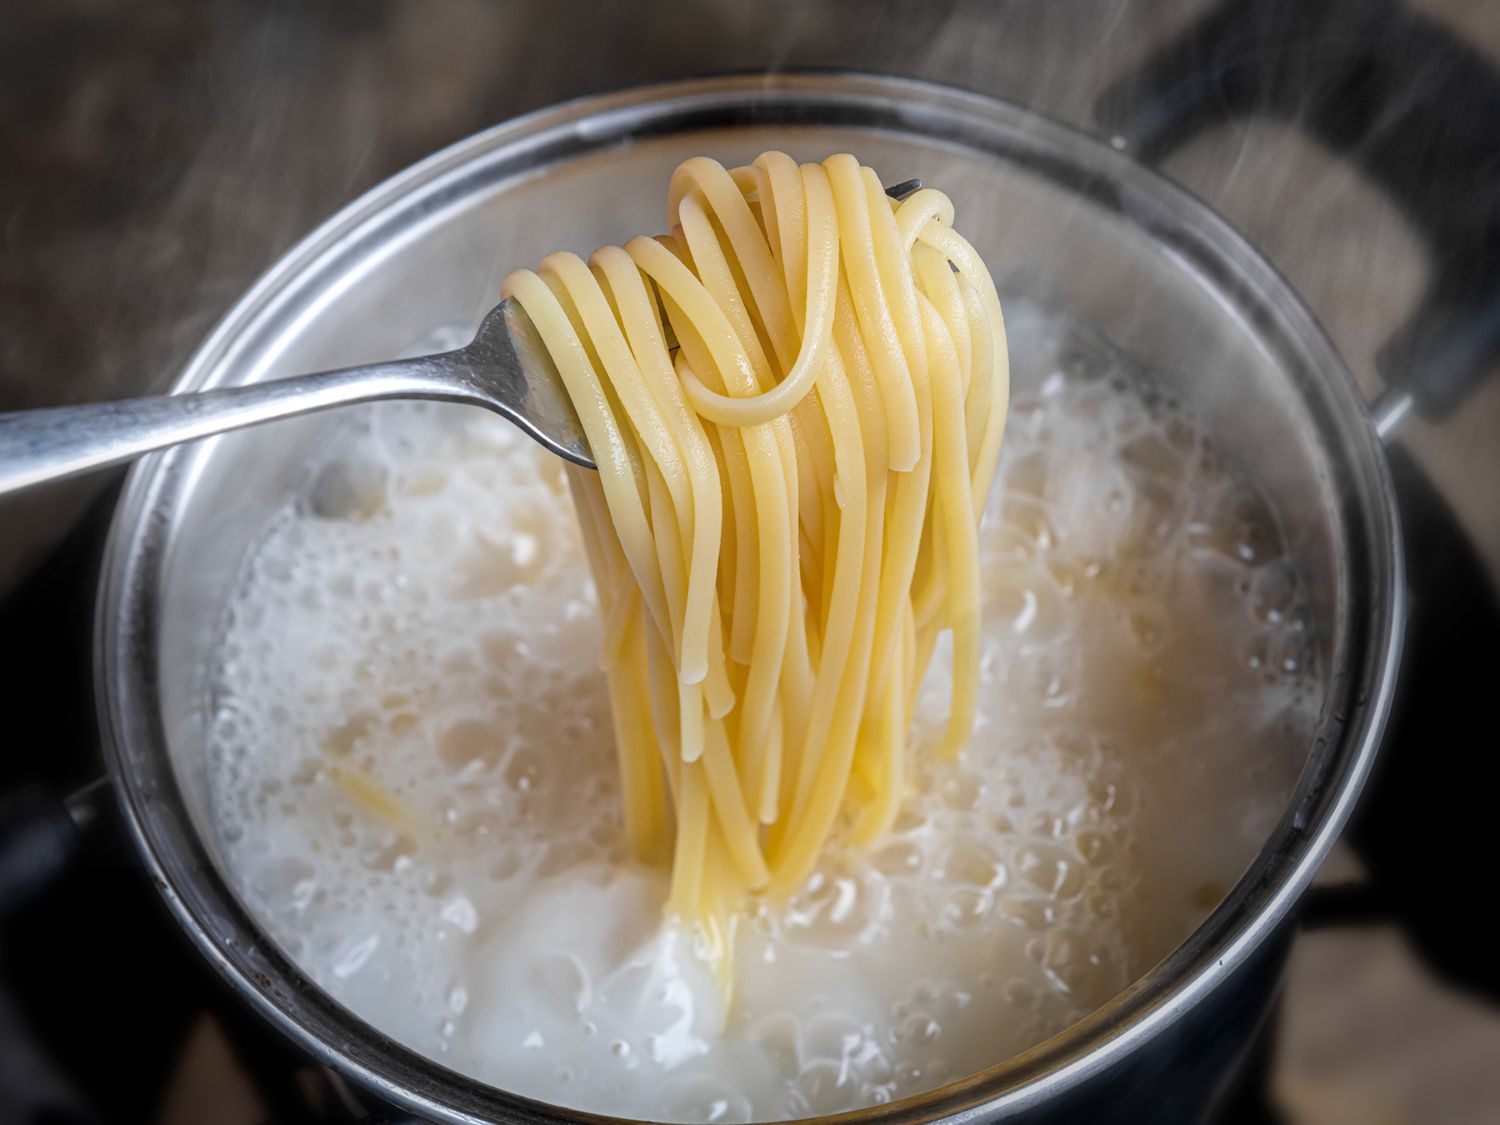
[884,179,922,202]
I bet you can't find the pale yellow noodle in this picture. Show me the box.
[498,152,1008,966]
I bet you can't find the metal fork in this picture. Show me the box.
[0,299,592,497]
[0,180,922,498]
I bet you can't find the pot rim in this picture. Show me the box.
[94,71,1405,1124]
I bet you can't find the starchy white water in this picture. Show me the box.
[206,304,1321,1121]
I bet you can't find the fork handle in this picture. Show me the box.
[0,357,478,498]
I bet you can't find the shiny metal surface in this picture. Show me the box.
[94,74,1404,1123]
[1372,387,1419,443]
[0,299,590,498]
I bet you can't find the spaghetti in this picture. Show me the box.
[500,152,1008,941]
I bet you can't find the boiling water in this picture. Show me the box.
[206,304,1322,1120]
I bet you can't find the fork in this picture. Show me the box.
[0,180,922,498]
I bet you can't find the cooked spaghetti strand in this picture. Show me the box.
[499,152,1008,950]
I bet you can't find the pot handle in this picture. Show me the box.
[1095,0,1500,426]
[0,780,106,925]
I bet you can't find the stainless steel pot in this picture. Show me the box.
[94,74,1403,1123]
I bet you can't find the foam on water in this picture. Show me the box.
[205,304,1322,1120]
